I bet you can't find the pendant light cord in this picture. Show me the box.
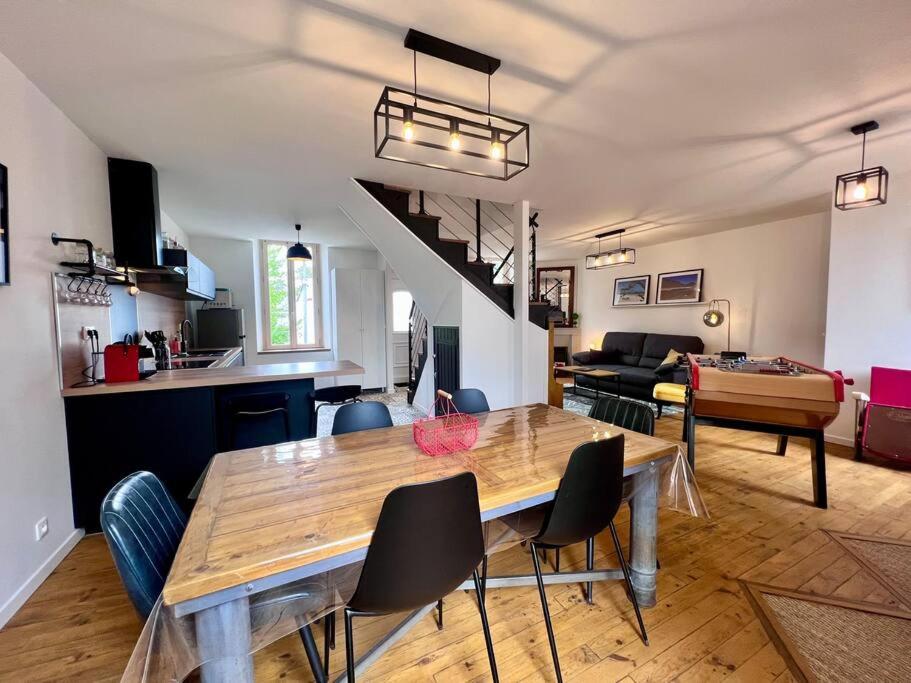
[487,73,492,126]
[860,130,866,170]
[413,49,417,105]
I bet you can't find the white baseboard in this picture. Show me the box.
[825,433,854,448]
[0,528,84,628]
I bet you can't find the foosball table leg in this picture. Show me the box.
[686,412,696,471]
[811,430,828,509]
[775,435,788,455]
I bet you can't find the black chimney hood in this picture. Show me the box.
[108,157,166,270]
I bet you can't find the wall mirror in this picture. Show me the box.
[0,163,8,285]
[535,265,575,326]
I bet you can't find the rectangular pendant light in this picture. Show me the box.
[834,121,889,210]
[585,229,636,269]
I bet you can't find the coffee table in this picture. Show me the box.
[558,365,621,399]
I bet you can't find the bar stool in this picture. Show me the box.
[226,391,292,450]
[311,384,362,419]
[653,382,688,441]
[341,472,498,682]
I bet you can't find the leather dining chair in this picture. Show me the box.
[525,436,648,683]
[341,472,498,682]
[450,388,491,414]
[101,471,331,681]
[331,401,393,436]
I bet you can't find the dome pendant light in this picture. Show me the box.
[834,120,889,210]
[287,224,312,261]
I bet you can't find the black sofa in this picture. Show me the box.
[571,332,704,407]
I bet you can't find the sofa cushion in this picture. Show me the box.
[571,349,618,365]
[639,333,704,368]
[600,332,647,366]
[616,366,662,387]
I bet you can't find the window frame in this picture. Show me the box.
[259,240,324,351]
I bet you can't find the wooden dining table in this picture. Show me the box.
[163,403,678,682]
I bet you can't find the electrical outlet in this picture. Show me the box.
[81,326,97,341]
[35,517,48,541]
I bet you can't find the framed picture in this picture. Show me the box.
[613,274,650,306]
[0,163,8,286]
[656,268,703,304]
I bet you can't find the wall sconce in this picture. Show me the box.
[703,298,732,351]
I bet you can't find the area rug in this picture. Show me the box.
[315,387,424,437]
[826,530,911,608]
[742,581,911,683]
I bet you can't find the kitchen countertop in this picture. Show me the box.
[61,358,364,397]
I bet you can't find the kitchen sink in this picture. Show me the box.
[186,349,229,357]
[169,359,216,369]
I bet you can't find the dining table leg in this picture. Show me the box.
[196,596,255,683]
[628,465,659,608]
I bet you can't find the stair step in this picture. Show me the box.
[409,212,442,220]
[439,237,470,245]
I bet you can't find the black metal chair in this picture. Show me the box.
[226,391,292,450]
[450,388,490,414]
[101,471,331,682]
[588,396,655,436]
[331,401,393,436]
[342,472,498,682]
[528,437,648,683]
[311,384,362,420]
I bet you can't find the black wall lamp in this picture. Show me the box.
[287,224,312,261]
[703,298,732,351]
[374,29,530,181]
[835,120,888,210]
[585,229,636,269]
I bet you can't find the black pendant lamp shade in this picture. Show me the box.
[835,121,888,210]
[585,229,636,269]
[287,224,312,261]
[374,29,530,181]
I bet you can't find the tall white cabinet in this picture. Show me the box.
[331,268,387,390]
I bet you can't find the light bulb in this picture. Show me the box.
[128,285,139,296]
[490,138,505,160]
[402,107,415,141]
[449,121,460,150]
[853,180,867,200]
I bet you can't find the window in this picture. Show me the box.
[260,241,323,350]
[392,290,413,333]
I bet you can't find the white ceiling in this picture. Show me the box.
[1,1,910,258]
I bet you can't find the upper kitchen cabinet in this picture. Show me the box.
[108,157,215,301]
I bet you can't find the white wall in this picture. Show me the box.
[577,212,831,363]
[824,172,911,444]
[0,52,112,625]
[160,210,191,250]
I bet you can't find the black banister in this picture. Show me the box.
[474,198,482,263]
[493,245,514,279]
[418,190,426,215]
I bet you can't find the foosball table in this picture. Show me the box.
[685,354,851,508]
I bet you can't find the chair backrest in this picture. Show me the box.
[534,436,625,548]
[869,366,911,409]
[450,388,490,414]
[331,400,393,436]
[589,397,655,436]
[226,391,291,449]
[100,471,187,620]
[348,472,485,614]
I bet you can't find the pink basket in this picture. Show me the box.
[413,390,479,456]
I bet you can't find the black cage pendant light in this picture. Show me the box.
[287,224,312,261]
[585,229,636,269]
[834,120,889,210]
[374,29,530,181]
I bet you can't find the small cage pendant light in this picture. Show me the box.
[834,121,889,210]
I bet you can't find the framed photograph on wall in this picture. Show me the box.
[612,274,650,306]
[0,163,8,286]
[656,268,703,304]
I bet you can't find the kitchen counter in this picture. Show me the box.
[61,358,363,397]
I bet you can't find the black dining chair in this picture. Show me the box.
[101,471,331,682]
[226,391,292,450]
[547,396,656,574]
[342,472,498,683]
[527,436,648,683]
[331,401,393,436]
[450,388,490,414]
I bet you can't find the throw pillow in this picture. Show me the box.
[654,349,681,377]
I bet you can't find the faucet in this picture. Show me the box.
[180,319,193,354]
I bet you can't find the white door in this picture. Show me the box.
[359,270,387,390]
[332,269,365,386]
[391,289,412,384]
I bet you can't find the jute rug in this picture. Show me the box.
[742,582,911,683]
[826,530,911,608]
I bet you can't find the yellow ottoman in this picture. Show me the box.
[653,382,688,441]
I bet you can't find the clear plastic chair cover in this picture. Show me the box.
[122,447,707,682]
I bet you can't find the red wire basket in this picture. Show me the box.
[413,390,479,456]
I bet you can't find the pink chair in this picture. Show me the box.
[854,366,911,462]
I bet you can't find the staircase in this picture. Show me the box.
[358,179,560,328]
[407,301,428,405]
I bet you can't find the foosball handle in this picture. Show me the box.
[437,389,453,400]
[835,370,855,386]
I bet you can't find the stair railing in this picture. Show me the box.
[408,301,427,387]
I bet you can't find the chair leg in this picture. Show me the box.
[298,624,327,683]
[586,537,595,605]
[609,521,648,645]
[322,613,332,677]
[554,547,561,573]
[481,554,488,602]
[437,599,444,630]
[472,569,499,683]
[344,608,356,683]
[656,402,663,419]
[530,542,563,683]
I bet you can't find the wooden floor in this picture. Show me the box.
[2,415,911,682]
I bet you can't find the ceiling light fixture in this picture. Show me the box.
[374,29,530,181]
[834,120,888,210]
[585,229,636,269]
[287,224,312,261]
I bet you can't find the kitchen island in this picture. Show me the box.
[62,359,362,532]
